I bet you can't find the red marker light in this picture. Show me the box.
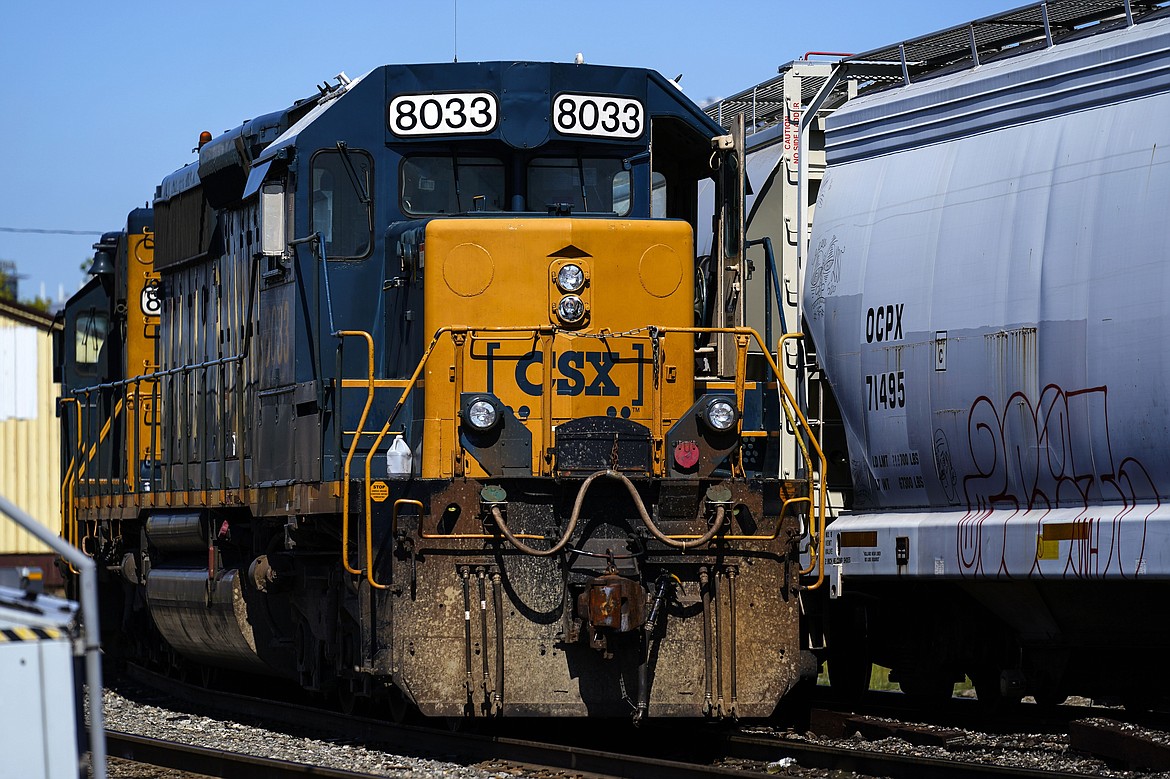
[674,440,700,470]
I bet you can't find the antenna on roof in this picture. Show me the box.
[453,0,458,62]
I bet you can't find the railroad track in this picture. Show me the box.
[796,690,1170,774]
[108,666,1168,779]
[107,731,377,779]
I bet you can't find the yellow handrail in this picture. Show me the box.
[360,328,458,590]
[338,324,827,590]
[73,394,130,556]
[58,398,82,574]
[76,395,126,488]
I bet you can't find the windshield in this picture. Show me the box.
[401,156,505,215]
[527,157,630,215]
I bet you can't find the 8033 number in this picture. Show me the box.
[388,92,498,136]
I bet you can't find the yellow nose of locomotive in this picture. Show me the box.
[421,217,695,479]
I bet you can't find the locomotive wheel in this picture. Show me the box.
[386,684,416,724]
[337,684,363,715]
[898,673,954,703]
[971,668,1022,708]
[827,651,872,697]
[199,664,216,689]
[1031,688,1067,708]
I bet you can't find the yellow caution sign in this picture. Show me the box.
[369,481,390,503]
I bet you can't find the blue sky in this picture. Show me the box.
[0,1,1010,304]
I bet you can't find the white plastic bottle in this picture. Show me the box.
[386,435,413,478]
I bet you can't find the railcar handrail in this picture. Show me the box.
[778,331,825,583]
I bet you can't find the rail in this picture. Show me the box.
[337,325,828,590]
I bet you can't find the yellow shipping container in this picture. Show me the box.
[0,299,60,559]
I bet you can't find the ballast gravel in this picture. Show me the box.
[99,684,1170,779]
[100,687,525,779]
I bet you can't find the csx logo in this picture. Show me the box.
[485,343,645,404]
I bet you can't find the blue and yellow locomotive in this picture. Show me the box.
[56,61,824,719]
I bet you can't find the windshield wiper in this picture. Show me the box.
[576,155,589,211]
[335,141,371,205]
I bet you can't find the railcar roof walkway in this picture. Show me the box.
[706,0,1170,137]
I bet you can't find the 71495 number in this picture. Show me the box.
[866,371,905,411]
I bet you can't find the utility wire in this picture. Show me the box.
[0,227,105,236]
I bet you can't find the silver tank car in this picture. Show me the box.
[805,9,1170,704]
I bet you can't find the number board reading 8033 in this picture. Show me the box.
[388,92,498,136]
[553,93,644,139]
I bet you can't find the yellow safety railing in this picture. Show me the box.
[58,398,82,574]
[62,353,250,543]
[337,324,828,592]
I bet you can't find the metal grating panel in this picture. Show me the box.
[705,68,854,137]
[708,0,1170,135]
[850,0,1170,85]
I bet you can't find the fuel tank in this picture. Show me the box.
[805,15,1170,580]
[145,568,271,672]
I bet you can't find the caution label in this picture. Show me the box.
[369,481,390,503]
[0,627,62,642]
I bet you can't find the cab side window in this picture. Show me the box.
[611,171,667,217]
[74,310,109,376]
[311,150,373,259]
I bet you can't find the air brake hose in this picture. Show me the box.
[634,573,680,724]
[491,469,726,555]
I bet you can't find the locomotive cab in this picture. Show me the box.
[58,236,118,393]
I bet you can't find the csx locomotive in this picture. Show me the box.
[56,62,824,719]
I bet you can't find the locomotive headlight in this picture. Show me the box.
[556,263,585,293]
[557,294,586,324]
[466,398,499,431]
[703,397,738,431]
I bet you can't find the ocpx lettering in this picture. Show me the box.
[866,303,905,343]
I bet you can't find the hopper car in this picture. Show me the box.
[799,0,1170,705]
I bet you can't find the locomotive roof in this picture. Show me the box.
[257,61,724,161]
[161,61,723,205]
